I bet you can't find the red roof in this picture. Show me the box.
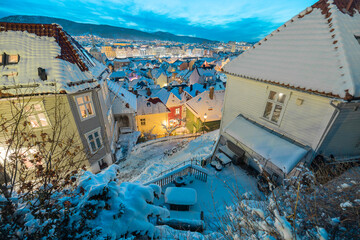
[0,22,89,72]
[313,0,360,16]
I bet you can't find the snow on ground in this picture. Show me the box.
[115,131,141,161]
[156,164,262,232]
[117,131,218,183]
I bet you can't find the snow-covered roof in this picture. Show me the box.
[109,71,126,79]
[0,23,106,95]
[185,89,225,122]
[223,115,309,174]
[223,0,360,100]
[183,83,206,97]
[107,80,137,111]
[165,187,197,205]
[136,96,170,115]
[153,88,171,105]
[197,67,216,77]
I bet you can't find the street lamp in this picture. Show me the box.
[203,113,207,134]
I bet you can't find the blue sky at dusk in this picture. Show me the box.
[0,0,318,42]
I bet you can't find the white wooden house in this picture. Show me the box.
[217,0,360,182]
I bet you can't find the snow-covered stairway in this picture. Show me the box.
[145,160,208,187]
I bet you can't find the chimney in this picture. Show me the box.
[195,90,200,96]
[167,85,171,92]
[146,87,151,96]
[38,68,47,81]
[178,87,183,95]
[209,86,214,100]
[190,84,193,92]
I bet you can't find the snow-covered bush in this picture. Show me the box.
[0,165,170,239]
[213,167,360,240]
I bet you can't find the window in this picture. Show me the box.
[175,108,180,115]
[86,128,102,154]
[8,54,19,64]
[25,103,50,128]
[1,53,20,65]
[75,93,95,120]
[263,90,286,124]
[140,118,146,126]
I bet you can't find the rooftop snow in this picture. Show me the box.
[107,80,137,111]
[137,96,170,115]
[223,116,309,174]
[185,90,225,121]
[223,1,360,99]
[0,28,106,95]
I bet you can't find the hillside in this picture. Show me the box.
[0,15,217,44]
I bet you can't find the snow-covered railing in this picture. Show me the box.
[145,160,208,187]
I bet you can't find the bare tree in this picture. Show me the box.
[161,117,185,137]
[0,84,89,237]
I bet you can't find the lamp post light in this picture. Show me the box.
[203,113,207,134]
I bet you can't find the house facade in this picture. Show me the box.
[136,96,170,137]
[185,87,224,133]
[0,22,114,174]
[217,0,360,182]
[189,67,216,85]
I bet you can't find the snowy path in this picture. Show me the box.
[117,131,219,183]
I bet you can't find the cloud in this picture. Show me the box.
[0,0,318,42]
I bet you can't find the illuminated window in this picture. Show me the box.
[85,128,102,154]
[140,118,146,126]
[263,90,286,124]
[175,108,180,115]
[8,54,19,64]
[26,103,50,128]
[75,93,95,120]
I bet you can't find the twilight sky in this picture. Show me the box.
[0,0,318,42]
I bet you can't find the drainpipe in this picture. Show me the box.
[314,99,341,154]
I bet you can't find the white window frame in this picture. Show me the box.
[175,108,180,115]
[75,93,96,121]
[24,102,50,129]
[262,90,288,125]
[85,127,103,154]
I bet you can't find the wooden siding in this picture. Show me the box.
[136,112,168,137]
[0,94,90,169]
[319,102,360,159]
[221,74,336,149]
[68,89,112,168]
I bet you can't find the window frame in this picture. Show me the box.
[140,118,146,126]
[85,127,103,154]
[74,92,96,121]
[24,102,51,129]
[175,108,180,115]
[261,90,288,125]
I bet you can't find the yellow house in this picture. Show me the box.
[136,96,170,138]
[0,23,114,175]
